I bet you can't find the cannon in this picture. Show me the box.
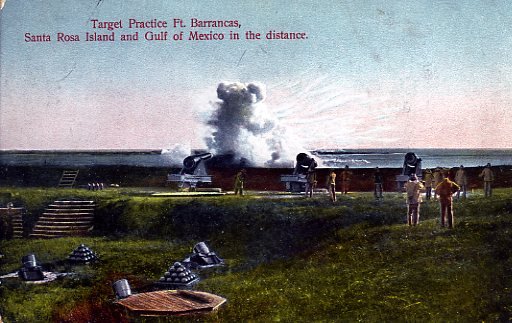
[168,152,213,190]
[18,254,45,281]
[395,152,422,191]
[280,153,318,192]
[113,279,132,299]
[182,242,224,269]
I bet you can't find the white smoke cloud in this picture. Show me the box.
[205,82,306,167]
[161,143,191,167]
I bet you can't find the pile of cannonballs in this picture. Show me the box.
[158,262,198,287]
[68,244,98,264]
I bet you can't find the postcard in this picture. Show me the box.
[1,1,511,321]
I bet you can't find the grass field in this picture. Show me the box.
[0,187,511,322]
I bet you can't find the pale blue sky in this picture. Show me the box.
[1,0,512,150]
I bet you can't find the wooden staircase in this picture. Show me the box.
[10,208,24,238]
[30,200,95,239]
[0,207,25,239]
[58,170,79,188]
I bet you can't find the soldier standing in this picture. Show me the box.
[306,158,318,197]
[341,165,353,194]
[374,167,383,199]
[404,174,424,226]
[233,169,246,196]
[455,165,468,199]
[435,174,460,228]
[479,163,494,197]
[423,169,433,200]
[305,167,317,198]
[327,170,337,202]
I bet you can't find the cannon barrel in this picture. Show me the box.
[402,152,421,176]
[404,152,418,167]
[395,152,422,191]
[182,153,213,173]
[294,153,317,175]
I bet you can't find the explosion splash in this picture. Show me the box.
[205,82,306,167]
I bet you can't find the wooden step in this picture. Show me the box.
[30,232,90,239]
[38,214,94,222]
[58,170,79,188]
[47,208,93,211]
[29,199,95,239]
[52,200,94,203]
[33,226,93,232]
[44,209,94,213]
[31,226,93,233]
[0,207,25,239]
[49,204,94,206]
[42,212,94,218]
[35,220,93,226]
[44,213,94,217]
[48,203,95,206]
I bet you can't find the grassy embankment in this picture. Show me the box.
[0,187,511,322]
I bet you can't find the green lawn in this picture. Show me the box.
[1,187,511,322]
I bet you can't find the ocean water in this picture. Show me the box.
[0,149,511,169]
[315,148,512,169]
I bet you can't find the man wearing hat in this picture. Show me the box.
[423,169,433,200]
[435,173,460,228]
[305,164,318,198]
[455,165,468,199]
[373,167,383,199]
[233,169,247,196]
[479,163,494,197]
[404,174,425,226]
[326,169,337,202]
[341,165,353,194]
